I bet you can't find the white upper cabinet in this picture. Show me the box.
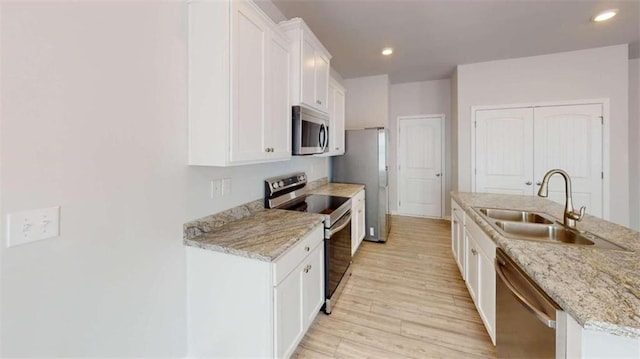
[188,0,291,166]
[280,18,332,113]
[327,77,346,156]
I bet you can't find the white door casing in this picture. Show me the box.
[475,108,534,195]
[397,116,444,218]
[533,104,603,217]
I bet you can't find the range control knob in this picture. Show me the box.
[272,182,278,189]
[279,181,285,187]
[300,175,305,181]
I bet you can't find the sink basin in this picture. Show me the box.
[494,221,595,245]
[472,207,628,251]
[478,208,553,224]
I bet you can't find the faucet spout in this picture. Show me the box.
[537,169,586,228]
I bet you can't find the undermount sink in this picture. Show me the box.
[478,208,553,224]
[472,207,627,251]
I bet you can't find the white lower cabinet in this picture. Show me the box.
[452,199,496,345]
[451,200,465,278]
[275,240,324,358]
[351,189,366,255]
[558,312,640,358]
[187,224,324,358]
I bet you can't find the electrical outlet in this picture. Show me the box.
[369,227,374,237]
[7,206,60,248]
[221,178,231,196]
[211,179,222,198]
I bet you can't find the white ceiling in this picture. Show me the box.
[270,0,640,83]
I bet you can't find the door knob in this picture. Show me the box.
[525,181,532,185]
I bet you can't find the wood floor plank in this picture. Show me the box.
[294,215,496,358]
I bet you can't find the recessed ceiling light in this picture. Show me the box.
[382,47,393,56]
[593,9,618,22]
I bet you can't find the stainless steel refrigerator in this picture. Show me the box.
[331,128,390,242]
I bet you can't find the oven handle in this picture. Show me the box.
[326,211,351,237]
[495,257,556,328]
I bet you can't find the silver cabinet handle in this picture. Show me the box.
[436,173,442,177]
[453,220,458,224]
[536,182,542,186]
[304,246,310,252]
[304,264,312,273]
[471,248,477,256]
[316,100,322,105]
[525,181,532,185]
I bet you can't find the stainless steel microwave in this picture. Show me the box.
[292,105,329,155]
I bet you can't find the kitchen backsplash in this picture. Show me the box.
[183,176,329,240]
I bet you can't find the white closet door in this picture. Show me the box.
[533,104,603,217]
[475,108,534,195]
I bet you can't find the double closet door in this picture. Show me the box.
[474,103,603,217]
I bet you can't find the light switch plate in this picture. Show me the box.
[7,206,60,248]
[221,178,231,196]
[211,179,222,198]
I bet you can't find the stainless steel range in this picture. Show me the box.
[265,172,352,314]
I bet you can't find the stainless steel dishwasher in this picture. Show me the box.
[495,248,562,358]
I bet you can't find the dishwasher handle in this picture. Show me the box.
[495,257,557,329]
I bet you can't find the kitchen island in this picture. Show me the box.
[452,192,639,356]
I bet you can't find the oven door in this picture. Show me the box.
[292,106,328,155]
[324,210,351,313]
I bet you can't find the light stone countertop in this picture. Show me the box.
[184,209,324,262]
[307,183,365,198]
[451,192,640,339]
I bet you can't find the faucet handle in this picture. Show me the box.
[568,206,586,222]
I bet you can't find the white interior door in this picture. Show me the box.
[475,108,534,195]
[398,116,443,217]
[533,104,603,217]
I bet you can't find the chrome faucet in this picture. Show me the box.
[537,169,586,228]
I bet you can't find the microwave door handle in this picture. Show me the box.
[319,123,327,152]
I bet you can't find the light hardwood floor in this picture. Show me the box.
[293,215,496,359]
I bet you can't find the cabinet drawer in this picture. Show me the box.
[273,224,324,285]
[452,199,464,225]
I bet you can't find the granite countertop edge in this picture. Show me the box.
[184,211,325,263]
[451,191,640,340]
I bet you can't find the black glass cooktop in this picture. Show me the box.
[281,194,350,215]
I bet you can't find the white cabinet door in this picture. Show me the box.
[189,0,292,166]
[230,2,269,163]
[351,190,366,255]
[478,248,496,344]
[533,104,603,217]
[451,210,464,278]
[275,262,304,359]
[475,108,534,195]
[465,229,479,303]
[314,53,330,111]
[266,30,292,160]
[301,37,316,108]
[302,242,324,330]
[332,84,346,155]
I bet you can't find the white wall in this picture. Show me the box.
[456,45,630,226]
[630,59,640,231]
[451,69,459,194]
[344,74,389,129]
[0,2,328,357]
[389,79,451,215]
